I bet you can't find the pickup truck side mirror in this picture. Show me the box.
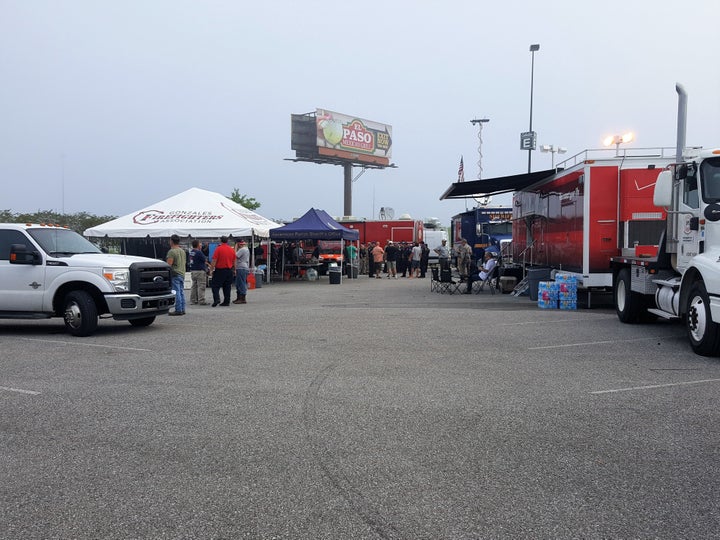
[654,170,673,207]
[9,243,41,265]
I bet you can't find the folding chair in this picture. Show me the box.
[434,266,458,294]
[473,262,500,294]
[430,267,440,292]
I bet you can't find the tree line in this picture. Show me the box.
[0,210,117,235]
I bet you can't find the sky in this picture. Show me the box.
[2,1,719,225]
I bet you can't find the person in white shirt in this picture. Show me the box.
[434,239,450,270]
[464,251,498,293]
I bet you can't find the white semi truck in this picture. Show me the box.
[0,223,175,336]
[611,84,720,356]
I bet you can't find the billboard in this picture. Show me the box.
[290,109,392,168]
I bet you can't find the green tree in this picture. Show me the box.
[228,189,260,210]
[0,210,116,235]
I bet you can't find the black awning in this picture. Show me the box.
[439,169,559,200]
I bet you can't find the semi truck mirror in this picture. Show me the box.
[704,203,720,222]
[676,164,688,180]
[653,170,673,207]
[689,217,700,230]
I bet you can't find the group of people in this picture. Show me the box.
[357,240,430,279]
[430,237,500,293]
[166,235,253,315]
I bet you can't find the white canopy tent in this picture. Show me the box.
[84,187,279,238]
[84,187,281,278]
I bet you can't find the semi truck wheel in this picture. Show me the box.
[686,281,720,356]
[129,316,155,328]
[63,290,98,337]
[615,268,644,323]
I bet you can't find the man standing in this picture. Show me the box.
[410,241,422,278]
[234,239,250,304]
[419,241,430,278]
[189,240,208,305]
[456,238,473,281]
[384,241,399,279]
[371,241,385,279]
[434,239,450,270]
[367,241,376,278]
[209,235,235,307]
[166,234,187,316]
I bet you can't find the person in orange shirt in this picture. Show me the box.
[209,236,235,307]
[371,242,385,279]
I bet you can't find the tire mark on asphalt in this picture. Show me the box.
[301,360,405,540]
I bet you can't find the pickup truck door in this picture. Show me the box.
[0,230,47,312]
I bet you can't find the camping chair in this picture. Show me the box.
[431,266,457,294]
[473,260,500,295]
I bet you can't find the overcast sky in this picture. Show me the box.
[2,1,719,225]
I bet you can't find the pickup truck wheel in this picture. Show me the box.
[129,316,155,328]
[615,268,643,323]
[63,290,98,337]
[686,281,720,356]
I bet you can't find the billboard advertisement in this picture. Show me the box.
[315,109,392,166]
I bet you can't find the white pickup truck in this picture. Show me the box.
[0,223,175,336]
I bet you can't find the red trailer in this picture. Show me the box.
[338,218,424,246]
[512,148,675,288]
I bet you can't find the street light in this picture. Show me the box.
[527,43,540,173]
[540,144,567,168]
[603,132,634,155]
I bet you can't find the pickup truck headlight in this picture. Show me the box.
[103,268,130,292]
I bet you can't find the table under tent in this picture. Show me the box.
[269,208,359,283]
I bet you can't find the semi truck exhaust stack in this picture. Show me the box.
[676,83,687,163]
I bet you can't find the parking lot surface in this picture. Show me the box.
[2,275,719,539]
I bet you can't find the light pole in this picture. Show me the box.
[527,43,540,173]
[540,144,567,168]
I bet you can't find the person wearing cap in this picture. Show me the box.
[464,251,498,293]
[455,238,473,282]
[209,235,235,306]
[434,239,450,271]
[166,234,187,315]
[384,240,399,279]
[234,239,250,304]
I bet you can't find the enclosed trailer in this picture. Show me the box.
[512,149,675,287]
[338,218,424,246]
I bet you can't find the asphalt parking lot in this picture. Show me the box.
[2,275,720,539]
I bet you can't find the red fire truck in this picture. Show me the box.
[338,218,424,246]
[512,148,676,288]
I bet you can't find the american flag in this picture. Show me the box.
[457,156,465,183]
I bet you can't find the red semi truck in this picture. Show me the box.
[338,218,424,246]
[512,148,676,288]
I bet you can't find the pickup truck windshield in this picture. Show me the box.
[28,228,102,256]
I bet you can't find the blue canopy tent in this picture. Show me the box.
[269,208,359,282]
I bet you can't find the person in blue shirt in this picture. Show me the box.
[189,239,208,305]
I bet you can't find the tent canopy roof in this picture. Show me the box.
[270,208,359,241]
[439,169,558,200]
[84,187,280,238]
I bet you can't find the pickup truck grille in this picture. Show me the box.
[129,262,173,296]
